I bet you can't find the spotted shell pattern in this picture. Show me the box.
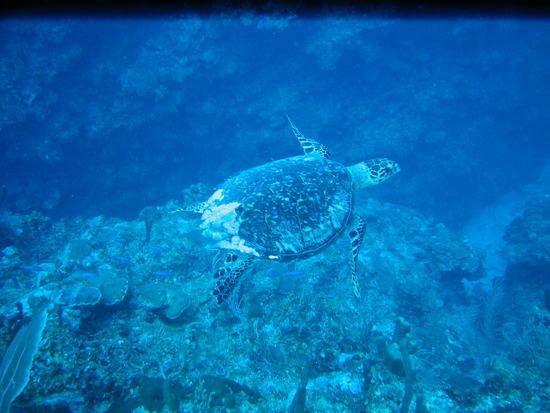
[213,155,353,261]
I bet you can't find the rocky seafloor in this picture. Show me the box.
[0,189,549,413]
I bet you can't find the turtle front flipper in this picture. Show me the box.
[347,214,366,298]
[286,116,330,159]
[213,252,255,304]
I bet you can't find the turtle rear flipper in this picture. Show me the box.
[348,214,366,298]
[213,253,255,304]
[286,116,330,159]
[169,202,209,214]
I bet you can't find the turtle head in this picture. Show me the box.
[348,158,400,189]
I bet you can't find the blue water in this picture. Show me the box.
[0,16,549,413]
[1,18,548,225]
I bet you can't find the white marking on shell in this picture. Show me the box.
[207,188,225,203]
[200,202,241,228]
[218,236,260,256]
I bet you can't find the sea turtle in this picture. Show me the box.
[189,117,400,303]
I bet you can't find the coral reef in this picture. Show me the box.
[504,195,550,268]
[0,192,547,412]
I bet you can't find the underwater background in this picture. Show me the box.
[0,16,549,413]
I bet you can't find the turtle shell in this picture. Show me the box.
[216,156,353,261]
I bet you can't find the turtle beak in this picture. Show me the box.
[379,159,400,179]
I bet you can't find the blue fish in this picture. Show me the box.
[111,255,134,267]
[71,271,98,280]
[265,269,305,278]
[148,245,169,254]
[19,264,43,273]
[151,271,173,279]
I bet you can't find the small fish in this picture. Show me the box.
[151,271,173,279]
[70,271,98,280]
[111,255,134,267]
[110,236,127,245]
[19,264,43,273]
[265,269,305,278]
[148,245,169,254]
